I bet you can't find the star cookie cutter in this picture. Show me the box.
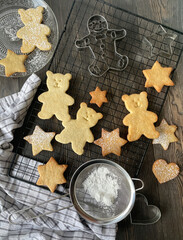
[143,25,177,58]
[75,15,129,77]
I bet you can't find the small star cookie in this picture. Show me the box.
[0,49,27,77]
[152,159,179,183]
[36,157,68,192]
[94,128,127,156]
[153,119,178,150]
[24,125,55,156]
[142,61,174,92]
[89,86,108,107]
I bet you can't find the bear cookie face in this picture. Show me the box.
[46,71,72,91]
[122,92,148,112]
[77,102,103,127]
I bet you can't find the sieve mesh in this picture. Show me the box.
[74,163,134,220]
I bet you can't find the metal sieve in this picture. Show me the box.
[9,159,144,225]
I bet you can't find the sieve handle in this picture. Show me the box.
[8,193,72,225]
[132,178,144,191]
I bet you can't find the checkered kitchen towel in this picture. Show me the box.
[0,74,117,240]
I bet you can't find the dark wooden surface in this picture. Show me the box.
[1,0,183,239]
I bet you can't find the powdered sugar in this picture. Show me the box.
[83,166,120,206]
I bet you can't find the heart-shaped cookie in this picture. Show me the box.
[152,159,179,183]
[130,193,161,225]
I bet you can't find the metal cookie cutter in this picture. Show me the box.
[130,193,161,225]
[143,25,177,58]
[9,159,144,226]
[75,15,129,77]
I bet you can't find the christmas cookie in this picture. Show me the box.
[24,125,55,156]
[142,61,174,92]
[55,102,103,155]
[36,157,68,192]
[38,71,74,122]
[94,128,127,156]
[17,6,51,53]
[153,119,178,150]
[152,159,179,183]
[89,86,108,107]
[122,91,159,141]
[0,49,27,77]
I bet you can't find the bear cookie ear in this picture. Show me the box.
[80,102,87,108]
[46,71,53,78]
[64,73,72,81]
[18,9,31,24]
[121,94,129,102]
[140,91,147,97]
[97,113,103,119]
[36,6,44,13]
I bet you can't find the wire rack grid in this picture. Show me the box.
[9,0,183,192]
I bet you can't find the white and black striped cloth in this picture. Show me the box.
[0,74,117,240]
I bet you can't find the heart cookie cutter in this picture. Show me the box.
[75,15,129,77]
[130,193,161,225]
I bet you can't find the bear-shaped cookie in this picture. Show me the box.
[75,15,128,77]
[122,91,159,141]
[55,102,103,155]
[38,71,74,122]
[17,6,51,53]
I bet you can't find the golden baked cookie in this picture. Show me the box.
[55,102,103,155]
[17,6,51,53]
[89,86,108,107]
[142,61,174,92]
[94,128,127,156]
[24,125,55,156]
[152,159,179,184]
[122,91,159,141]
[38,71,74,122]
[153,119,178,150]
[0,49,27,77]
[36,157,68,192]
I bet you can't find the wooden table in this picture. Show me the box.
[0,0,182,239]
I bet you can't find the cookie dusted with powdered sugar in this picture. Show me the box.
[152,159,179,183]
[24,125,55,156]
[17,6,51,53]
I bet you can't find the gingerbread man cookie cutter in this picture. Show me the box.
[75,15,129,77]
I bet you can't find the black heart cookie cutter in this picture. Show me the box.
[130,193,161,225]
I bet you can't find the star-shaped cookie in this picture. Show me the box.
[36,157,68,192]
[0,49,27,77]
[142,61,174,92]
[152,119,178,150]
[89,86,108,107]
[94,128,127,156]
[24,125,55,156]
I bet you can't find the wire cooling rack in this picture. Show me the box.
[9,0,183,190]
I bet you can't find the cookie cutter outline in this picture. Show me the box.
[143,25,177,58]
[130,193,161,225]
[75,14,129,77]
